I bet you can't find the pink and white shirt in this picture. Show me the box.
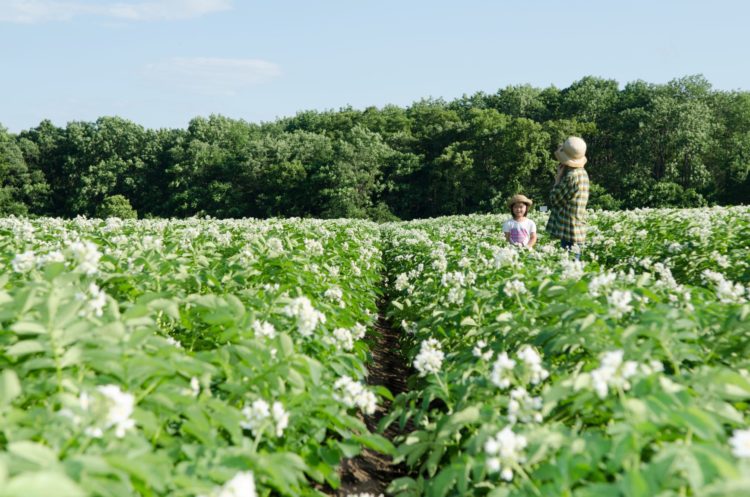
[503,218,537,246]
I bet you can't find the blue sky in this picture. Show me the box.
[1,0,748,133]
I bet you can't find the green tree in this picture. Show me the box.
[0,126,34,215]
[95,194,137,218]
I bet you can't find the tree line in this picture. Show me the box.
[1,75,748,220]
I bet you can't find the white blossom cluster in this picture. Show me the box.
[729,429,750,458]
[11,250,37,273]
[330,327,354,351]
[507,387,543,424]
[265,237,284,255]
[490,352,516,389]
[333,376,377,415]
[324,286,345,308]
[472,340,493,361]
[607,290,634,318]
[98,385,136,437]
[503,279,527,297]
[413,338,444,377]
[490,345,549,390]
[585,350,663,398]
[560,258,585,281]
[72,385,137,439]
[702,270,747,304]
[484,426,528,481]
[182,377,200,398]
[68,240,102,275]
[588,271,617,297]
[140,235,164,251]
[516,345,550,385]
[240,399,289,438]
[75,282,108,317]
[283,296,326,337]
[491,246,519,268]
[199,471,257,497]
[251,320,276,339]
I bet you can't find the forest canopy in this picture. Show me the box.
[2,75,748,220]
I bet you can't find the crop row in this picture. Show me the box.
[382,213,750,497]
[0,217,390,497]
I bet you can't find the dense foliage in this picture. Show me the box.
[1,75,749,220]
[382,207,750,496]
[0,216,391,496]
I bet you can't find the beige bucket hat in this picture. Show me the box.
[508,194,533,208]
[554,136,588,168]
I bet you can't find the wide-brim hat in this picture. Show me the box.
[508,194,533,208]
[554,136,588,168]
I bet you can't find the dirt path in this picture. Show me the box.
[335,299,411,496]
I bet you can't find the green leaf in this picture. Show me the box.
[8,442,59,468]
[460,316,477,327]
[619,469,650,497]
[6,340,46,357]
[10,321,47,335]
[0,369,21,406]
[351,433,396,455]
[0,472,85,497]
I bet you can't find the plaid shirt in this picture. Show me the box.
[546,167,589,244]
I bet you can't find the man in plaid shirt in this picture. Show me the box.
[546,136,589,259]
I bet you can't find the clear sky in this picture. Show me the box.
[1,0,748,133]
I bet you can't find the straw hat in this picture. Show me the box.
[507,194,533,208]
[554,136,587,168]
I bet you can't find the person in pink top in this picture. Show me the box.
[503,194,537,248]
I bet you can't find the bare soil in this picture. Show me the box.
[334,300,412,496]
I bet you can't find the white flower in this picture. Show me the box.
[241,399,288,438]
[446,286,465,305]
[324,287,345,308]
[332,327,354,351]
[334,376,377,415]
[472,340,493,361]
[68,240,102,275]
[241,399,270,434]
[508,387,543,424]
[589,271,617,297]
[97,385,136,438]
[77,283,107,317]
[484,426,527,481]
[271,401,289,437]
[266,237,284,255]
[304,238,324,255]
[252,320,276,339]
[516,345,549,385]
[492,247,519,268]
[607,290,633,318]
[729,429,750,458]
[413,339,444,377]
[200,471,257,497]
[503,279,527,297]
[589,350,639,398]
[351,323,367,340]
[394,273,410,291]
[12,251,36,273]
[37,250,65,266]
[560,258,584,281]
[490,352,516,389]
[283,297,326,337]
